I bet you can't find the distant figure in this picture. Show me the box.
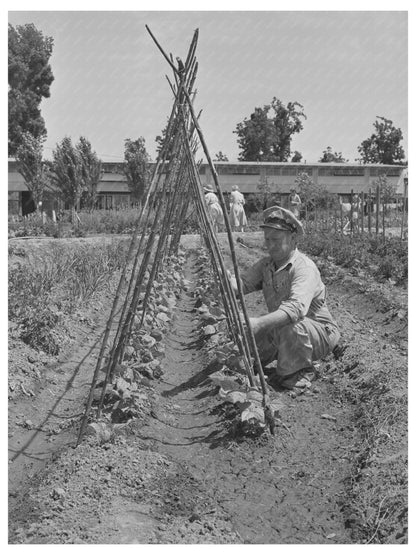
[288,189,301,218]
[203,184,224,233]
[229,185,248,232]
[341,194,361,234]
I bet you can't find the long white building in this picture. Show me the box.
[8,159,407,216]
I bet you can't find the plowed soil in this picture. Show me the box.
[8,233,408,544]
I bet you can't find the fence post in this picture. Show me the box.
[375,185,380,238]
[396,194,399,225]
[334,197,337,234]
[340,196,344,239]
[360,191,364,235]
[400,178,408,240]
[350,189,354,238]
[382,198,386,242]
[368,188,372,236]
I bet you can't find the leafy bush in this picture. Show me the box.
[19,305,62,355]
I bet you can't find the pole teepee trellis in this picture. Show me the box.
[77,26,275,444]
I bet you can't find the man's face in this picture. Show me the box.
[263,227,296,266]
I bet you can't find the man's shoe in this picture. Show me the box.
[332,342,347,360]
[277,367,316,390]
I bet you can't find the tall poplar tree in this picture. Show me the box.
[8,23,54,156]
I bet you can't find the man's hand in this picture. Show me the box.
[248,316,263,336]
[226,270,238,293]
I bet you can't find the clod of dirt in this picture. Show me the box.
[86,422,113,442]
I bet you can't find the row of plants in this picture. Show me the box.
[8,208,147,238]
[299,232,408,285]
[88,252,189,437]
[8,240,129,354]
[192,248,282,437]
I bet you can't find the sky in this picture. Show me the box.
[7,7,408,164]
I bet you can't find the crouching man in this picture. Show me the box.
[230,206,340,389]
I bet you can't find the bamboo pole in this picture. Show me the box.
[78,40,200,442]
[155,46,269,408]
[181,120,256,386]
[112,72,199,368]
[175,78,271,409]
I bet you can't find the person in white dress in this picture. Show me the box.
[229,185,248,232]
[203,184,224,233]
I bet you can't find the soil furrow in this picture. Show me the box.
[134,255,355,543]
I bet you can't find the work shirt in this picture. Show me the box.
[241,249,338,330]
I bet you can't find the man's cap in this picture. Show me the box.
[232,185,239,191]
[203,184,214,192]
[260,205,304,235]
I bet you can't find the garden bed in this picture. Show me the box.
[8,232,407,544]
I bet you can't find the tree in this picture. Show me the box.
[319,146,348,163]
[77,137,102,210]
[49,137,84,218]
[214,151,229,162]
[291,151,303,163]
[8,23,54,156]
[123,138,151,203]
[15,131,51,210]
[234,97,306,162]
[357,116,405,165]
[295,172,331,210]
[372,174,397,202]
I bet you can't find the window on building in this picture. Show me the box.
[267,167,281,176]
[299,167,313,176]
[318,168,334,176]
[333,168,364,176]
[96,194,113,210]
[113,194,130,209]
[8,192,20,215]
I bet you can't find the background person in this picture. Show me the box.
[342,193,361,234]
[203,184,224,233]
[229,206,340,390]
[288,188,301,217]
[229,185,248,232]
